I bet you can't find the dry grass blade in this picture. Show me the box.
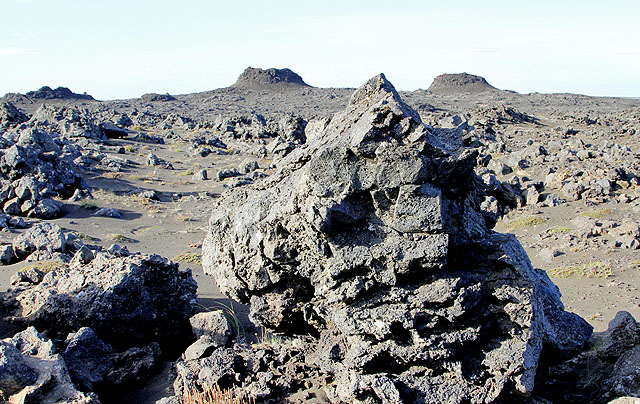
[181,384,255,404]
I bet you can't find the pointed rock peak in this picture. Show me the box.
[348,73,400,106]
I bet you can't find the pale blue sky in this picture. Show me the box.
[1,0,639,100]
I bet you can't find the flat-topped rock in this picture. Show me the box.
[428,72,498,94]
[231,67,310,90]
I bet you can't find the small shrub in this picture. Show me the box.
[124,145,135,153]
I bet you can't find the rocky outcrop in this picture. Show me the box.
[25,86,95,101]
[29,104,106,140]
[4,251,197,353]
[232,67,310,90]
[0,102,29,132]
[201,74,592,403]
[428,72,498,94]
[0,127,84,218]
[141,93,177,102]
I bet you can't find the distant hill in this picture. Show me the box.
[140,93,177,102]
[24,86,95,100]
[231,67,311,90]
[428,73,498,94]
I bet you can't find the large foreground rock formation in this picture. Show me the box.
[202,74,592,403]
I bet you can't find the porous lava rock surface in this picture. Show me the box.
[4,252,197,353]
[202,73,592,403]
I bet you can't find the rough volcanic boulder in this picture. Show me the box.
[202,74,592,403]
[62,327,162,393]
[0,102,29,132]
[537,311,640,402]
[1,327,99,404]
[428,72,498,94]
[232,67,311,90]
[3,251,197,353]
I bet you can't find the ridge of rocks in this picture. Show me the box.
[24,86,95,101]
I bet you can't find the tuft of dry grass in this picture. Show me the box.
[79,200,100,210]
[506,215,547,230]
[73,232,100,242]
[110,234,137,243]
[181,385,255,404]
[20,260,68,273]
[547,226,572,235]
[578,208,613,219]
[548,261,613,278]
[173,252,202,265]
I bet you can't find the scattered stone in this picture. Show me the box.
[99,121,128,138]
[216,168,240,181]
[94,207,122,218]
[539,247,563,262]
[107,243,130,257]
[191,169,208,181]
[137,190,160,200]
[189,310,233,345]
[240,159,259,174]
[133,132,165,144]
[0,244,15,264]
[147,153,173,169]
